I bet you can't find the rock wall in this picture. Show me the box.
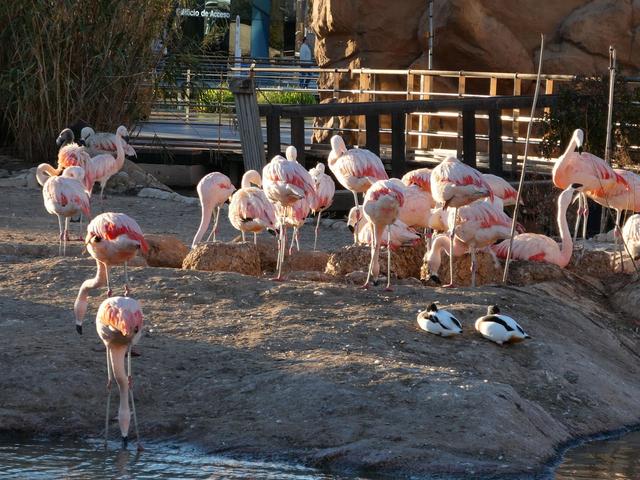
[310,0,640,142]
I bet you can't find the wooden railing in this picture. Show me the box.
[258,94,557,178]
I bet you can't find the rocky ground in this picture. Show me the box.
[2,185,640,479]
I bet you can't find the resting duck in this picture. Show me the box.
[417,303,462,337]
[475,305,530,345]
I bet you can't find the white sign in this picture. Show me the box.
[176,8,231,19]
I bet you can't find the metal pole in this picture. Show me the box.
[234,15,241,75]
[428,0,434,70]
[503,34,545,284]
[599,46,617,233]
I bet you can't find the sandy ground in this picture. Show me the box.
[2,186,640,478]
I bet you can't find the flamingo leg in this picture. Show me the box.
[582,193,589,240]
[273,214,287,281]
[615,209,623,273]
[253,232,257,244]
[352,192,359,245]
[57,215,64,257]
[294,227,300,251]
[123,262,130,297]
[63,217,70,256]
[573,194,582,242]
[106,266,113,297]
[384,227,393,291]
[288,227,296,255]
[105,347,113,448]
[241,231,246,242]
[470,247,477,288]
[212,206,221,242]
[445,208,458,288]
[314,212,321,251]
[362,223,377,289]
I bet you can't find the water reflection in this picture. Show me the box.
[0,437,353,479]
[555,429,640,480]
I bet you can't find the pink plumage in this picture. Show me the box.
[97,296,144,338]
[401,168,432,194]
[87,212,148,254]
[482,174,518,206]
[228,170,276,241]
[430,156,492,208]
[192,171,236,247]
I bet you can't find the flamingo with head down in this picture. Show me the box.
[262,146,316,280]
[348,206,421,248]
[74,212,148,334]
[361,178,405,290]
[192,172,236,247]
[430,156,492,287]
[228,170,276,244]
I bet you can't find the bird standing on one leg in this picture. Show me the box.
[361,179,405,290]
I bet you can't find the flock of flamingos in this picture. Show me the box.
[31,123,640,449]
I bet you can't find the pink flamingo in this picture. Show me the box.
[56,128,90,171]
[262,147,316,280]
[327,135,388,241]
[191,172,236,248]
[401,168,432,194]
[83,126,130,201]
[96,296,143,450]
[552,128,628,239]
[74,212,149,334]
[622,213,640,263]
[276,197,310,255]
[191,172,236,247]
[36,164,90,255]
[482,174,519,207]
[228,170,276,243]
[425,200,513,287]
[361,179,405,290]
[308,162,335,250]
[81,126,137,157]
[430,156,492,287]
[492,184,582,267]
[349,207,420,247]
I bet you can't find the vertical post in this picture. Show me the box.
[266,111,281,159]
[230,77,267,172]
[488,108,503,176]
[391,112,406,177]
[544,78,554,115]
[418,74,433,150]
[291,116,307,167]
[600,46,617,233]
[366,114,380,157]
[490,77,498,96]
[358,72,372,145]
[427,0,434,70]
[462,108,476,168]
[234,16,241,72]
[185,68,191,122]
[511,75,522,175]
[456,74,466,158]
[406,72,415,148]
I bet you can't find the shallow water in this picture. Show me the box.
[1,430,639,480]
[554,429,640,479]
[0,437,354,480]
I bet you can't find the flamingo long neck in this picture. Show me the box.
[74,260,107,328]
[192,189,215,248]
[556,189,574,267]
[561,133,579,159]
[36,163,58,186]
[109,344,131,438]
[114,133,125,170]
[427,234,450,275]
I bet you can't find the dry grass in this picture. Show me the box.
[0,1,175,164]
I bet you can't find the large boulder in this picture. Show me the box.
[310,0,640,143]
[142,234,189,268]
[326,243,426,279]
[182,242,261,276]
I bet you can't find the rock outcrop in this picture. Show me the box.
[310,0,640,142]
[142,234,190,269]
[182,242,262,276]
[326,243,426,280]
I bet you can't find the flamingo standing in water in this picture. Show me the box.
[56,128,90,171]
[228,170,276,243]
[361,179,405,290]
[81,126,137,158]
[430,156,492,287]
[425,199,513,287]
[308,162,335,250]
[552,128,628,239]
[327,135,387,242]
[262,147,316,280]
[83,126,130,201]
[492,184,582,267]
[96,296,143,450]
[74,212,148,334]
[191,172,236,247]
[36,164,90,255]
